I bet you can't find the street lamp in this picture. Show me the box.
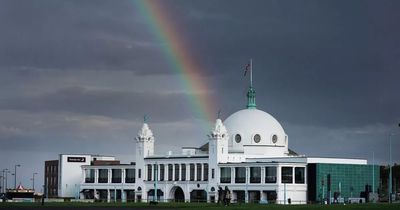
[389,123,400,204]
[1,169,9,193]
[14,164,21,189]
[31,172,38,191]
[5,170,10,192]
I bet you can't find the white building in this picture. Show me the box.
[44,154,115,198]
[74,84,369,204]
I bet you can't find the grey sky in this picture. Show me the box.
[0,0,399,192]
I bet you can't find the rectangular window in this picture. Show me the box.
[174,164,180,181]
[138,169,141,179]
[250,167,261,183]
[203,163,209,181]
[112,169,122,183]
[98,169,108,183]
[125,169,135,183]
[85,169,95,183]
[235,167,246,183]
[281,167,293,183]
[265,167,277,183]
[159,164,165,181]
[154,164,158,181]
[147,164,152,181]
[196,163,202,181]
[168,164,173,181]
[190,164,195,181]
[295,167,305,184]
[220,167,231,183]
[181,164,186,181]
[212,169,215,179]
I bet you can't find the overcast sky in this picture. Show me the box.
[0,0,399,191]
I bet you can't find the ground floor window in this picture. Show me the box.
[203,163,209,181]
[181,164,186,181]
[85,169,95,183]
[112,169,122,183]
[190,164,195,181]
[98,169,108,183]
[281,167,293,183]
[175,164,180,181]
[220,167,231,183]
[125,169,135,183]
[265,166,277,183]
[147,164,152,181]
[235,167,246,183]
[168,164,173,181]
[295,167,305,184]
[196,163,202,181]
[250,167,261,183]
[159,164,164,181]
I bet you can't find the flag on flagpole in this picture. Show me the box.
[244,62,251,76]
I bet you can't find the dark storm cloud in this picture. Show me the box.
[0,0,171,74]
[0,86,201,123]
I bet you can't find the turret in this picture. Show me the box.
[135,123,154,158]
[135,121,154,202]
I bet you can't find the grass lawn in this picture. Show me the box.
[0,202,400,210]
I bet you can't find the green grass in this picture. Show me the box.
[0,202,400,210]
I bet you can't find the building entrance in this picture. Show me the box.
[171,187,184,202]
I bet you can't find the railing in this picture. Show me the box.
[235,177,246,183]
[85,178,94,183]
[125,178,135,183]
[220,177,231,183]
[265,177,276,183]
[112,178,122,183]
[250,177,261,183]
[98,178,108,183]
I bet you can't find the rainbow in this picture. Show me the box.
[134,0,217,129]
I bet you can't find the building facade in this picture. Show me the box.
[73,85,375,204]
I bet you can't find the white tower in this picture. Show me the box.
[135,122,154,201]
[208,117,229,200]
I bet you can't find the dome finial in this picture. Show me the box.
[245,59,256,109]
[246,86,256,109]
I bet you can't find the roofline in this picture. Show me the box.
[145,155,209,160]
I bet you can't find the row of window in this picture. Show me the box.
[84,168,136,184]
[220,166,305,184]
[147,163,209,182]
[234,134,279,144]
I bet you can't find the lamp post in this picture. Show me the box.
[1,169,9,193]
[14,164,21,189]
[5,170,10,192]
[31,172,38,191]
[389,123,400,203]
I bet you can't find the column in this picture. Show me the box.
[121,168,125,184]
[194,164,197,181]
[245,167,249,203]
[201,163,204,181]
[107,189,110,203]
[261,167,265,184]
[232,167,235,184]
[178,164,182,181]
[186,164,190,182]
[108,169,112,184]
[95,169,99,183]
[172,164,175,181]
[82,169,86,184]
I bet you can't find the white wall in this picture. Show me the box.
[59,154,91,198]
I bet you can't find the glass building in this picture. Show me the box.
[308,163,380,202]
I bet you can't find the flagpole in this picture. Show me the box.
[250,59,253,87]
